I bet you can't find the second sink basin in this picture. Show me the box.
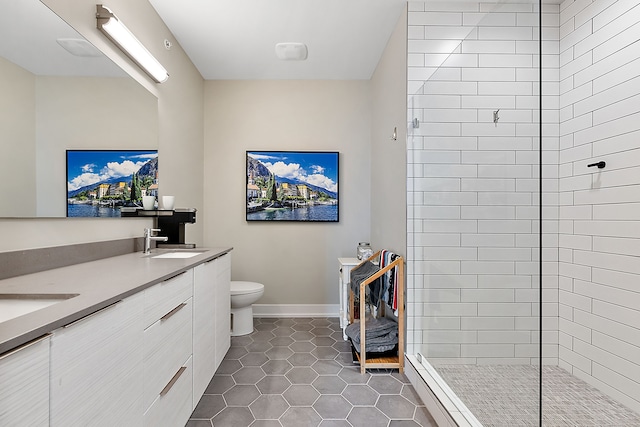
[151,252,203,259]
[0,294,78,323]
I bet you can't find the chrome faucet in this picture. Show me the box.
[143,228,168,254]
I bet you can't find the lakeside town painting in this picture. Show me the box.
[66,150,158,217]
[246,151,339,222]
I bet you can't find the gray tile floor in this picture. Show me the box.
[188,317,435,427]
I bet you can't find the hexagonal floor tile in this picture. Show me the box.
[312,336,337,346]
[270,336,295,347]
[311,318,333,327]
[232,366,266,385]
[347,407,389,427]
[205,374,235,394]
[280,407,321,427]
[241,352,270,367]
[255,322,277,331]
[224,346,248,360]
[273,326,296,336]
[249,394,290,420]
[310,327,333,336]
[291,331,315,341]
[368,375,403,394]
[312,375,347,394]
[275,318,296,327]
[286,366,319,385]
[338,368,370,384]
[256,375,291,394]
[312,360,342,375]
[230,335,253,347]
[252,331,277,342]
[262,359,293,375]
[342,384,379,406]
[190,394,225,419]
[313,395,352,419]
[212,407,254,426]
[289,341,316,352]
[312,346,339,360]
[266,346,294,360]
[223,384,260,406]
[292,323,314,331]
[288,352,318,367]
[376,395,417,419]
[246,341,273,353]
[216,359,243,375]
[283,384,320,406]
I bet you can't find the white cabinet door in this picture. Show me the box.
[50,292,144,427]
[193,259,217,404]
[214,253,231,368]
[0,335,50,426]
[193,253,231,406]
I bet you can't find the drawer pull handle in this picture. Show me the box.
[0,333,50,360]
[63,301,121,328]
[160,366,187,396]
[160,303,186,321]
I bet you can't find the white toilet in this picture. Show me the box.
[230,281,264,336]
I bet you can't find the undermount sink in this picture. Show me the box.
[151,252,203,259]
[0,293,78,323]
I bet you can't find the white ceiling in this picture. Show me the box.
[148,0,407,80]
[1,0,125,77]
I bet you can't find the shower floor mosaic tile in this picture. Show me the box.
[436,364,640,427]
[188,317,435,427]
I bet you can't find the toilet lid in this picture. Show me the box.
[230,281,264,295]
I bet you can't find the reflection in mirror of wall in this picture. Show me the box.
[0,0,158,218]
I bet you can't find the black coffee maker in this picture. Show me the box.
[156,208,197,248]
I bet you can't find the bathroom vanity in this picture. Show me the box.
[0,246,232,426]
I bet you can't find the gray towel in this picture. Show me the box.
[345,316,398,354]
[349,261,382,306]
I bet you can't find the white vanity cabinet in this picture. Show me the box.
[142,270,194,426]
[50,292,145,427]
[193,253,231,406]
[0,335,50,426]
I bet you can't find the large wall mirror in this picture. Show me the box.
[0,0,158,218]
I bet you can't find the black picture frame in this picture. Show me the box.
[66,149,158,217]
[246,151,339,222]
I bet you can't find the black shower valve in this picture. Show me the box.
[587,161,606,169]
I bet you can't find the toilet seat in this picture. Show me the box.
[230,281,264,296]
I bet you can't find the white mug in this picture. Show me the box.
[142,195,155,210]
[162,196,175,210]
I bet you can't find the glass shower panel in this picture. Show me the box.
[406,1,542,425]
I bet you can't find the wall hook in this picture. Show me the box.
[391,126,397,141]
[493,109,500,126]
[412,118,420,129]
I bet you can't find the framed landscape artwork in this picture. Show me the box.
[66,149,158,217]
[246,151,339,222]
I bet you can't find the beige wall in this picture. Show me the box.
[35,76,158,217]
[370,5,408,256]
[203,80,372,305]
[0,58,36,217]
[0,0,204,251]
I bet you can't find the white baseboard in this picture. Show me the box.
[252,304,339,318]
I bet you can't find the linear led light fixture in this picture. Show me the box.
[96,4,169,83]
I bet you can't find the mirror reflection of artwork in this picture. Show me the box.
[246,151,339,222]
[66,150,158,217]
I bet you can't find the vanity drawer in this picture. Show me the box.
[143,269,193,328]
[143,296,192,411]
[143,355,193,427]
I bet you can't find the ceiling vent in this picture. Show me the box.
[275,43,308,61]
[56,38,103,57]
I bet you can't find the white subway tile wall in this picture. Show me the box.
[406,0,560,367]
[558,0,640,414]
[407,0,640,416]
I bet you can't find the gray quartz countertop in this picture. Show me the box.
[0,247,232,354]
